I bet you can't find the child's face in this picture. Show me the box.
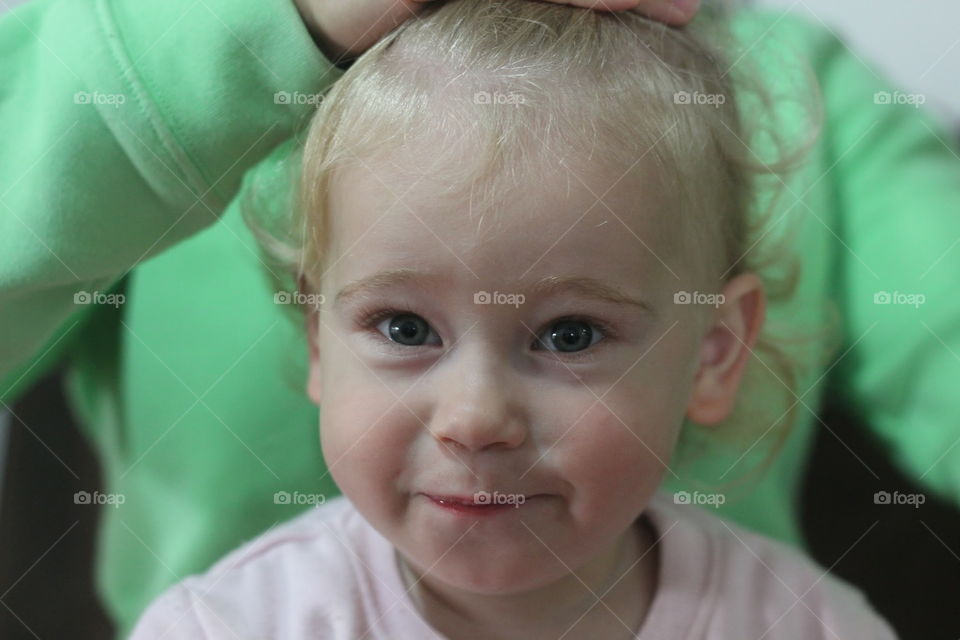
[307,142,757,595]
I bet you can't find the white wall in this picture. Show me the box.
[1,0,28,12]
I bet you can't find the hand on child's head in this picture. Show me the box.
[547,0,699,25]
[293,0,700,61]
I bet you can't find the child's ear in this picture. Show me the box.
[306,308,322,406]
[685,272,766,425]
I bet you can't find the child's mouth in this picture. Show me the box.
[422,493,531,516]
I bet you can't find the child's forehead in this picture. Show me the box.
[323,156,687,298]
[329,140,671,224]
[329,154,676,254]
[332,118,660,193]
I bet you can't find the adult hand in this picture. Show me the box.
[293,0,700,62]
[548,0,699,25]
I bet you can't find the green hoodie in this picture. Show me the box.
[1,0,958,637]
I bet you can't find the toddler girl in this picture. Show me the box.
[130,1,898,638]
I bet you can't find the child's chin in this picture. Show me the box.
[428,557,568,596]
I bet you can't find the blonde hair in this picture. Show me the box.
[244,0,840,486]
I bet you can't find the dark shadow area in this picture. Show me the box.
[0,369,115,640]
[801,399,960,640]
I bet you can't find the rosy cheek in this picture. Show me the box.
[555,402,675,510]
[321,393,413,493]
[321,395,379,469]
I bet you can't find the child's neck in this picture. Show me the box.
[397,515,660,640]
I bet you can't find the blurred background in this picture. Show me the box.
[1,0,958,639]
[745,0,960,127]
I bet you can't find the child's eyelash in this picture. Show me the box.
[356,304,428,330]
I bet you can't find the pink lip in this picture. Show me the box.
[422,493,535,516]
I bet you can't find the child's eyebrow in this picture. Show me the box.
[335,269,657,316]
[527,275,657,316]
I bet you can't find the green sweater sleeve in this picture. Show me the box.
[0,0,341,398]
[812,27,960,503]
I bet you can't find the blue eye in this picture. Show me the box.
[374,313,441,347]
[533,318,605,354]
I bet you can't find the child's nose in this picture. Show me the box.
[428,358,528,452]
[431,410,527,453]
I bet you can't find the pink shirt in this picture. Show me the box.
[129,490,899,639]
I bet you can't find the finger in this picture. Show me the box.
[544,0,700,26]
[633,0,700,25]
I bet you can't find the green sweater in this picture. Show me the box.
[2,1,958,637]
